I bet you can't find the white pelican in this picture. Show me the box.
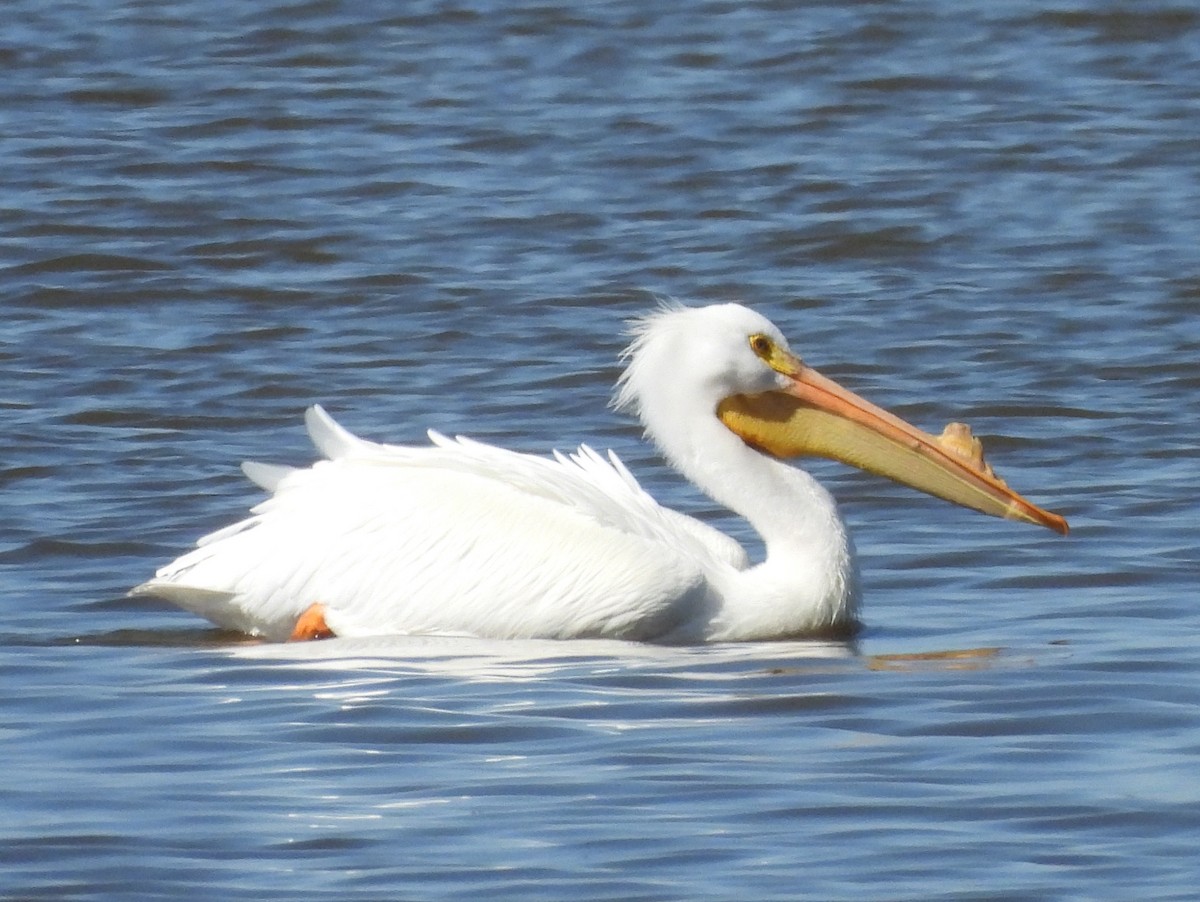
[134,303,1067,642]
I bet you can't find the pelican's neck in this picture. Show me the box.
[649,404,858,639]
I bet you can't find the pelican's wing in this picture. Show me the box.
[304,404,744,568]
[554,442,749,570]
[133,407,725,641]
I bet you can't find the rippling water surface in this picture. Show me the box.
[3,1,1198,899]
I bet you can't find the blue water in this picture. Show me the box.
[3,1,1199,899]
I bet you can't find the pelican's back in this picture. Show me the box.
[133,407,722,641]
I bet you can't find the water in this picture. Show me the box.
[3,1,1198,898]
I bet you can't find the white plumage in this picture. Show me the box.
[134,302,1065,642]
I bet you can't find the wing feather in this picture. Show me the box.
[134,407,732,641]
[240,461,294,492]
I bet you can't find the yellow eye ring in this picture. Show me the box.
[749,334,773,358]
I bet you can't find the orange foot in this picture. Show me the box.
[289,602,336,641]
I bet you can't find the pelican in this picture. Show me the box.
[133,303,1067,642]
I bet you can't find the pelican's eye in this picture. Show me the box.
[749,333,773,359]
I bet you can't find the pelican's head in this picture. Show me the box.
[615,303,796,417]
[616,302,1068,534]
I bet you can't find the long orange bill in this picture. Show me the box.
[717,357,1068,534]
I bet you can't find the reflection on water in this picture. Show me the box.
[866,645,1005,672]
[55,626,261,649]
[56,625,1036,678]
[231,635,860,680]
